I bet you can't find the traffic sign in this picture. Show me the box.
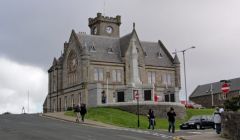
[221,83,230,94]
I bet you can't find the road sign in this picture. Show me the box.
[221,83,230,94]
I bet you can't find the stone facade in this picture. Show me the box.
[222,112,240,140]
[43,13,181,113]
[190,91,240,108]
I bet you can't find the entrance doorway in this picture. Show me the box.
[144,90,152,101]
[117,92,124,102]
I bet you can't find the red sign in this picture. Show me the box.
[221,83,230,94]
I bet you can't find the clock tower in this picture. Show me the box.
[88,13,121,37]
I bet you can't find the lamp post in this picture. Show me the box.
[134,90,140,128]
[173,46,195,106]
[56,67,59,112]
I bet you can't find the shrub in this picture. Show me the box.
[224,96,240,111]
[67,107,73,111]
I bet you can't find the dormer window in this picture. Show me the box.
[144,51,147,56]
[107,48,114,54]
[90,42,96,52]
[157,52,163,58]
[136,48,139,53]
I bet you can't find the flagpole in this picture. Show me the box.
[28,90,29,113]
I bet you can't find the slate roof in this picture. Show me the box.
[75,31,175,67]
[190,77,240,98]
[77,34,122,63]
[141,41,174,67]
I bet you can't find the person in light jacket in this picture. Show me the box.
[213,107,222,134]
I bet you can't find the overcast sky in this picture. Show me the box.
[1,0,240,113]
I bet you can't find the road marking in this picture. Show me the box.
[118,134,147,140]
[112,128,172,139]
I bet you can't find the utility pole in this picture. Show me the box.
[211,84,214,107]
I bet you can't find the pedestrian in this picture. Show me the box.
[167,107,176,133]
[219,107,224,113]
[74,104,81,123]
[147,109,155,130]
[80,104,87,122]
[213,107,222,134]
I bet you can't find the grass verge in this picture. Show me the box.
[65,107,214,130]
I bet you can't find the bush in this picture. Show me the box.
[67,107,73,111]
[224,96,240,111]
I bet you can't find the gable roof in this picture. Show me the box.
[141,41,174,67]
[190,77,240,98]
[71,30,174,67]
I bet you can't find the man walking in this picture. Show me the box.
[147,109,155,130]
[80,104,87,122]
[213,107,222,134]
[167,107,176,133]
[74,104,81,123]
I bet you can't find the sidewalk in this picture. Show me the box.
[41,112,120,129]
[178,132,227,140]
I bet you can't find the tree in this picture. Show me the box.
[224,95,240,111]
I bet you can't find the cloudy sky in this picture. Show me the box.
[1,0,240,113]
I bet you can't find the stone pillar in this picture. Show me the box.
[81,44,90,105]
[129,38,141,86]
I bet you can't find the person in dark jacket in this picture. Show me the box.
[147,109,155,130]
[80,104,87,122]
[167,107,176,133]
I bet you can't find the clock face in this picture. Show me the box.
[105,26,113,34]
[93,27,97,35]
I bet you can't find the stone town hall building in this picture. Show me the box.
[43,13,181,112]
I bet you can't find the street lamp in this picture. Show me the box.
[173,46,196,106]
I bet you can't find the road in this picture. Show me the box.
[0,114,177,140]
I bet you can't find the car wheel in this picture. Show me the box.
[196,124,201,130]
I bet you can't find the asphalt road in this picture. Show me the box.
[0,114,215,140]
[0,114,175,140]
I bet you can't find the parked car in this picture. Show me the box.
[192,104,205,109]
[180,115,214,130]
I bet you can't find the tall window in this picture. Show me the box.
[64,96,67,111]
[148,71,156,84]
[167,74,172,86]
[94,68,103,81]
[71,94,74,107]
[112,69,121,82]
[67,51,78,86]
[162,73,172,87]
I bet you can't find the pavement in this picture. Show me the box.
[43,112,228,140]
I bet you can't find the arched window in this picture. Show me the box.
[67,51,78,86]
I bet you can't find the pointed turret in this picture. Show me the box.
[173,54,180,64]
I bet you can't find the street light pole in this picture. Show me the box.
[137,95,139,128]
[173,46,195,106]
[182,51,188,106]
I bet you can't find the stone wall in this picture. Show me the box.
[190,91,240,108]
[100,102,186,119]
[222,112,240,140]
